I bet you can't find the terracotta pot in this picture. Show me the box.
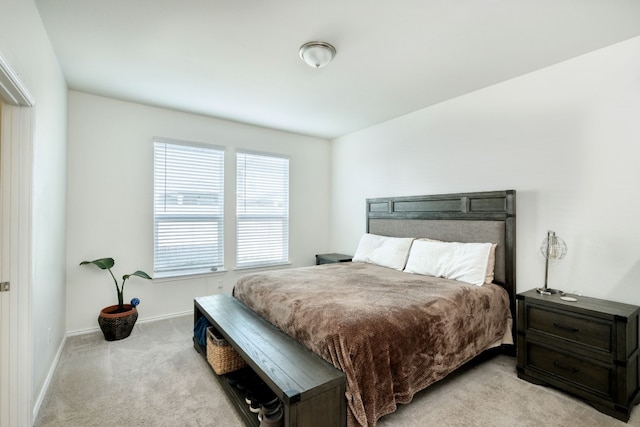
[98,304,138,341]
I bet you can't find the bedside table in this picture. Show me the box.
[517,289,640,421]
[315,253,352,265]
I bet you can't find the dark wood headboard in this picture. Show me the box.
[365,190,516,347]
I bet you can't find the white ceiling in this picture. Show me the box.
[35,0,640,139]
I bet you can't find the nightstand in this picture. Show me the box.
[517,289,640,421]
[315,253,352,265]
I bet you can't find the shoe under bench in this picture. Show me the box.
[194,294,347,427]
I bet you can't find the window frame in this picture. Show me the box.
[235,149,290,270]
[153,137,225,278]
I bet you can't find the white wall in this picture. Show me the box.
[66,91,331,333]
[331,36,640,306]
[0,0,68,419]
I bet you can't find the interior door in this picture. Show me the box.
[0,100,9,427]
[0,52,34,427]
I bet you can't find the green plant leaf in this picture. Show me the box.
[80,258,115,270]
[123,271,152,281]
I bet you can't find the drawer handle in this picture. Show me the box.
[553,361,579,373]
[553,322,579,333]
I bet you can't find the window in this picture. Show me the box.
[236,151,289,269]
[153,138,224,277]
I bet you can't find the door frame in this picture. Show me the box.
[0,51,35,427]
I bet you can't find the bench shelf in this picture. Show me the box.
[194,294,347,427]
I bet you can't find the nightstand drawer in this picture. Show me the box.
[528,342,612,398]
[528,305,612,352]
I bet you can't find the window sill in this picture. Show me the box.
[153,268,227,282]
[234,261,291,273]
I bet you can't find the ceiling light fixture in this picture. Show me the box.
[299,41,336,69]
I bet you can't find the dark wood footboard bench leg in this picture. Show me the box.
[194,294,347,427]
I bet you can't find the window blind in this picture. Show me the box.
[153,139,224,276]
[236,151,289,269]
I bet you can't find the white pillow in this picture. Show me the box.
[485,243,497,284]
[352,233,414,271]
[404,240,493,286]
[416,238,497,284]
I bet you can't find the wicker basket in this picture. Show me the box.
[206,327,246,375]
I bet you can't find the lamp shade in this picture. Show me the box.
[299,41,336,69]
[540,231,567,261]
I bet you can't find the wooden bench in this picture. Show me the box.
[194,294,347,427]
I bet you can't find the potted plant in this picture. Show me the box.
[80,257,152,341]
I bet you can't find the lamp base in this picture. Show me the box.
[536,287,558,295]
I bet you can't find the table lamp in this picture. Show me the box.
[537,230,567,294]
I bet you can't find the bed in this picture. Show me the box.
[232,190,516,426]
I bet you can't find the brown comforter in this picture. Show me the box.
[232,262,511,427]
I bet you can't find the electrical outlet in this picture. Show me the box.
[47,328,52,344]
[217,280,223,290]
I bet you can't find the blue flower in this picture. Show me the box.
[130,298,140,307]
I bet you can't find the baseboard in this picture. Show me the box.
[66,310,192,337]
[32,334,67,423]
[137,310,192,324]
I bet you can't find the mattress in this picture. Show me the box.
[233,262,511,426]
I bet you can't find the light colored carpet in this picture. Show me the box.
[34,314,640,427]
